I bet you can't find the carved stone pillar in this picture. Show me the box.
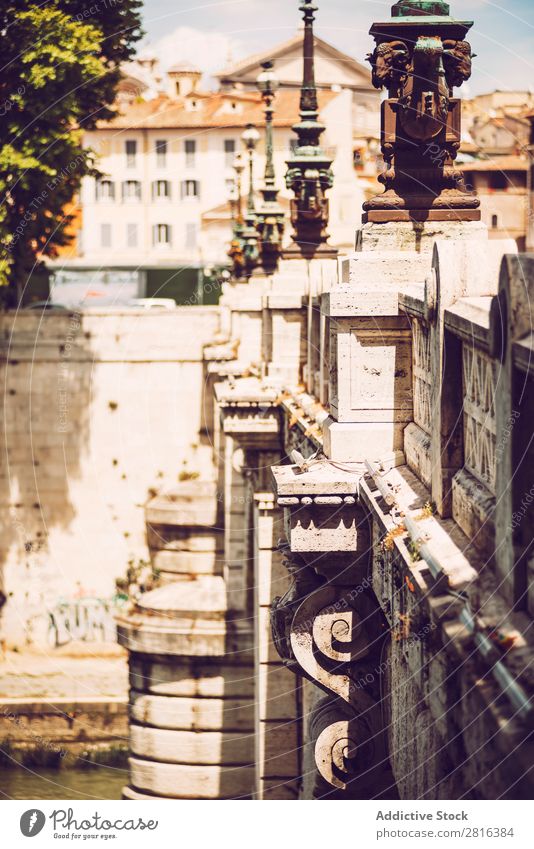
[322,251,425,462]
[253,493,300,799]
[270,461,398,798]
[216,377,306,796]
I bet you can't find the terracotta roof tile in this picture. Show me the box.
[460,155,528,172]
[99,89,337,131]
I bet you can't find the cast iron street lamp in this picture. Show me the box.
[285,1,335,257]
[241,124,261,277]
[256,60,285,274]
[227,152,246,278]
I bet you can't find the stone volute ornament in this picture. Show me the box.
[284,1,337,258]
[256,61,286,274]
[363,0,480,222]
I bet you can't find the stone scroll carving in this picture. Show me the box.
[271,543,395,798]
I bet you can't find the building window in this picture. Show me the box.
[175,81,181,96]
[125,140,137,168]
[491,213,499,229]
[225,178,235,195]
[152,180,171,200]
[489,172,508,190]
[224,139,236,167]
[127,223,138,248]
[185,139,196,168]
[185,222,198,250]
[156,139,167,167]
[153,223,171,247]
[122,180,141,202]
[181,179,200,199]
[100,223,112,248]
[95,179,115,201]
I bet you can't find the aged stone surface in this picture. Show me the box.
[118,479,255,800]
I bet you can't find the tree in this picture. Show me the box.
[0,0,143,304]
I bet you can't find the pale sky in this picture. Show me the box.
[138,0,534,96]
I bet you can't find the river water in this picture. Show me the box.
[0,766,127,800]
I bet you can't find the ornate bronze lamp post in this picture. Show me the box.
[227,152,246,278]
[364,0,480,222]
[285,1,336,258]
[241,124,261,277]
[255,60,285,274]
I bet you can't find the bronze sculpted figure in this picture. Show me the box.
[443,39,473,88]
[364,0,480,222]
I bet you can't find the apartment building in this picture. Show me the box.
[75,34,379,273]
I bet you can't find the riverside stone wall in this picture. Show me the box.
[0,308,223,647]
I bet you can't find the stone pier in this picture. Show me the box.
[117,480,255,799]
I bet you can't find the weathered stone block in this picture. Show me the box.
[258,665,298,722]
[258,721,299,778]
[129,692,254,732]
[256,548,291,607]
[130,725,253,766]
[129,757,254,799]
[323,419,405,463]
[129,658,254,698]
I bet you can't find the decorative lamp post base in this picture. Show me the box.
[365,0,480,226]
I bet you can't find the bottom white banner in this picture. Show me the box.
[1,800,533,848]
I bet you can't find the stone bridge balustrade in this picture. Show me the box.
[218,276,270,370]
[267,228,534,798]
[359,460,534,799]
[400,237,517,522]
[173,0,534,804]
[489,254,534,611]
[441,285,501,565]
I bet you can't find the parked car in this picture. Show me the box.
[24,300,70,312]
[128,298,176,311]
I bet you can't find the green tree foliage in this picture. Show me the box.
[0,0,143,303]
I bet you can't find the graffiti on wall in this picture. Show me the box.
[47,597,119,647]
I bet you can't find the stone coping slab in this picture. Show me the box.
[445,296,492,351]
[215,376,279,405]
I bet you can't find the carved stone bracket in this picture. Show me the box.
[271,538,396,797]
[269,459,401,796]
